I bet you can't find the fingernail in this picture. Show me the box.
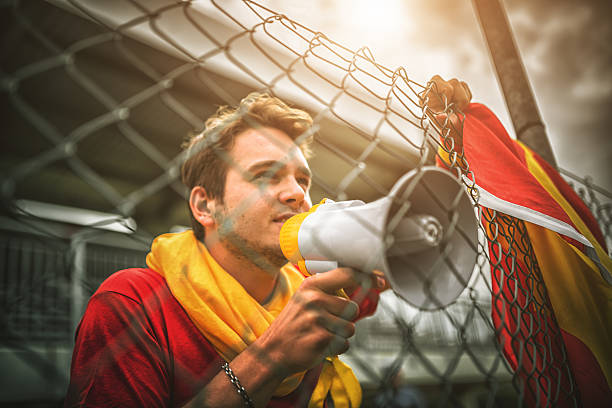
[377,276,386,289]
[352,303,359,319]
[345,302,359,320]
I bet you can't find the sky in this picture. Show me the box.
[262,0,612,192]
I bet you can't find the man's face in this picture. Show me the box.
[209,127,312,269]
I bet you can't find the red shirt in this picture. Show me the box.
[64,268,323,407]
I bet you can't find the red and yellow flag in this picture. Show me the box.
[442,103,611,406]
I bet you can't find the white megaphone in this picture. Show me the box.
[280,166,478,310]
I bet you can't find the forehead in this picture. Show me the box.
[229,127,308,170]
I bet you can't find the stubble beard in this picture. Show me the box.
[213,208,287,273]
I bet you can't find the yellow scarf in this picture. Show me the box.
[146,230,361,407]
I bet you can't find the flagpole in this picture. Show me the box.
[472,0,558,168]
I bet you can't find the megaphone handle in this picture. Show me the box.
[342,269,387,320]
[296,261,385,320]
[304,260,339,274]
[304,260,388,291]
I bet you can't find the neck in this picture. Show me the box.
[204,232,280,304]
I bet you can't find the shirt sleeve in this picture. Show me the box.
[64,291,170,407]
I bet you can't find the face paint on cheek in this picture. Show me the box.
[216,213,287,271]
[212,207,234,238]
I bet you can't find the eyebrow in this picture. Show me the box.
[247,160,312,179]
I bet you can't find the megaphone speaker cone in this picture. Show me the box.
[279,166,478,310]
[383,167,478,310]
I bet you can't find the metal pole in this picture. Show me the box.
[70,234,87,341]
[472,0,558,168]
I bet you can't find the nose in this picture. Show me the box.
[278,177,308,210]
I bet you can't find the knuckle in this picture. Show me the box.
[431,74,443,83]
[300,276,316,289]
[303,291,324,309]
[314,313,327,327]
[293,291,308,307]
[304,310,319,326]
[299,289,316,302]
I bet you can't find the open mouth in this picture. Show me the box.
[273,213,297,224]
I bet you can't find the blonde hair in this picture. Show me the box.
[181,92,314,240]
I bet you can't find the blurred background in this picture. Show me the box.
[0,1,610,407]
[263,0,612,191]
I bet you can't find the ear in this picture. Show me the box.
[189,186,217,229]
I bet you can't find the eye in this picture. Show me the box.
[297,177,311,189]
[253,173,269,181]
[252,171,279,183]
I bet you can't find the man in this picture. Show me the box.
[65,80,472,407]
[65,92,383,408]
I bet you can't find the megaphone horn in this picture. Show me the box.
[279,166,478,310]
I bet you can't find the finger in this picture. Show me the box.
[325,334,350,357]
[449,78,469,110]
[343,271,387,297]
[305,267,362,294]
[432,112,459,139]
[419,74,443,107]
[420,75,444,108]
[433,111,462,139]
[461,81,472,104]
[311,295,359,320]
[372,270,390,291]
[432,112,449,127]
[427,75,453,112]
[320,312,356,338]
[341,272,375,294]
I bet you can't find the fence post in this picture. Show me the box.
[70,235,87,341]
[472,0,558,168]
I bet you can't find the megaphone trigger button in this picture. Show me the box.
[376,276,388,290]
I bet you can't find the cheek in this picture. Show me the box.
[230,196,273,225]
[222,180,264,208]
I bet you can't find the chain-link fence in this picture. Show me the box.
[1,0,610,407]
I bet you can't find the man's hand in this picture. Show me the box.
[255,267,367,376]
[421,75,472,114]
[420,75,472,133]
[420,75,473,163]
[189,269,385,407]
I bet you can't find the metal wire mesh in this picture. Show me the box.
[1,0,610,406]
